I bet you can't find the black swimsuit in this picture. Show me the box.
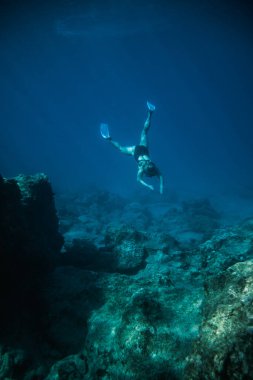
[134,145,150,161]
[134,145,159,177]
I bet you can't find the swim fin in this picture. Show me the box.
[147,101,156,112]
[100,123,110,139]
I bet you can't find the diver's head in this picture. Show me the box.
[144,161,159,177]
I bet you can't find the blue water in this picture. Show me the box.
[1,0,253,200]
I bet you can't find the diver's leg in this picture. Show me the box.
[109,139,135,155]
[139,110,152,147]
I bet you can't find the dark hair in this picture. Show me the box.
[145,162,159,177]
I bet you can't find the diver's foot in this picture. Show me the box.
[100,123,110,139]
[147,101,156,112]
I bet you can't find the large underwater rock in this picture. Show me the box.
[185,260,253,380]
[0,173,63,266]
[0,173,63,378]
[200,218,253,277]
[0,173,63,298]
[103,225,148,273]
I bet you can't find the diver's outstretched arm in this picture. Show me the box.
[108,138,135,156]
[137,168,154,191]
[159,174,164,195]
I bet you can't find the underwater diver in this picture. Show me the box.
[100,101,163,194]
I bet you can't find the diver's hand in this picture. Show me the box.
[137,174,154,191]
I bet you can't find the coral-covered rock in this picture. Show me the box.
[45,354,87,380]
[104,225,147,273]
[184,260,253,380]
[0,346,27,379]
[83,273,202,379]
[200,223,253,276]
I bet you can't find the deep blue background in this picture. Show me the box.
[1,0,253,197]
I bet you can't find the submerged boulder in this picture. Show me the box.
[200,222,253,276]
[0,173,63,269]
[0,173,63,307]
[103,225,148,274]
[185,260,253,380]
[0,173,63,377]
